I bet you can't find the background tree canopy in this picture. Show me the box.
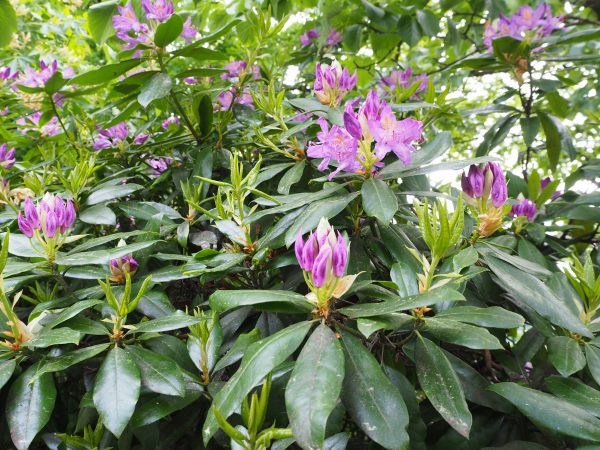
[0,0,599,449]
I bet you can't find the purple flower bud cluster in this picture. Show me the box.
[220,61,260,82]
[93,122,129,150]
[109,254,139,283]
[112,1,197,53]
[314,62,357,106]
[18,193,76,239]
[510,198,537,221]
[146,157,173,176]
[461,163,508,208]
[161,116,180,130]
[295,221,348,288]
[0,144,16,169]
[16,60,58,89]
[215,89,254,111]
[381,67,429,99]
[483,3,562,51]
[307,89,423,179]
[16,112,59,137]
[0,67,19,82]
[326,29,343,47]
[300,28,320,46]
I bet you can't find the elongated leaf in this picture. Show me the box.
[435,306,524,328]
[340,331,410,449]
[209,290,312,314]
[131,313,206,333]
[24,328,81,348]
[138,73,172,108]
[489,382,600,442]
[87,0,118,44]
[339,287,464,318]
[547,336,586,377]
[424,318,503,350]
[93,347,141,438]
[86,183,143,205]
[414,334,472,438]
[0,0,18,47]
[585,344,600,386]
[6,365,57,450]
[70,59,141,86]
[80,204,117,225]
[390,262,419,297]
[154,14,183,47]
[485,256,591,337]
[127,346,185,397]
[0,359,16,391]
[361,178,398,224]
[213,329,262,372]
[33,344,110,379]
[286,325,344,450]
[202,321,313,444]
[46,299,103,329]
[546,376,600,417]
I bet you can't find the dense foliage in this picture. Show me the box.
[0,0,600,449]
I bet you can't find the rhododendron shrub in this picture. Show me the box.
[0,1,599,449]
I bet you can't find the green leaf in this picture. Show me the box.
[23,327,81,348]
[93,347,141,438]
[476,114,519,157]
[488,382,600,442]
[86,183,143,205]
[410,132,453,167]
[55,240,160,266]
[547,336,586,377]
[70,59,142,86]
[87,0,118,44]
[131,313,206,333]
[284,193,359,247]
[546,376,600,417]
[213,329,262,372]
[80,204,117,225]
[424,318,504,350]
[286,324,344,450]
[585,344,600,386]
[126,346,185,397]
[436,306,524,328]
[33,344,110,379]
[485,255,591,337]
[339,287,464,318]
[130,383,202,428]
[452,246,479,273]
[277,162,305,195]
[138,73,173,108]
[202,321,313,444]
[414,335,472,438]
[361,178,398,224]
[340,331,410,449]
[174,46,228,61]
[196,94,213,137]
[390,261,419,297]
[209,290,312,314]
[6,364,57,450]
[0,0,17,47]
[154,14,183,47]
[538,112,565,172]
[0,359,16,391]
[416,10,440,36]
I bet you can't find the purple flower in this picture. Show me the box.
[19,193,76,239]
[161,116,180,129]
[16,60,58,89]
[113,3,146,33]
[183,76,198,85]
[314,62,357,107]
[307,118,360,180]
[0,144,16,169]
[16,112,59,137]
[133,134,149,145]
[343,103,362,140]
[381,68,429,99]
[312,247,331,288]
[461,165,484,198]
[0,67,18,81]
[141,0,174,22]
[94,122,129,149]
[332,232,347,277]
[221,60,247,80]
[368,103,423,164]
[215,88,255,111]
[483,3,562,51]
[146,157,173,176]
[181,16,197,43]
[326,29,343,47]
[487,162,508,208]
[510,198,537,221]
[109,254,139,283]
[300,28,319,46]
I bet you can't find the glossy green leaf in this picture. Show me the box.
[390,261,419,297]
[138,73,173,108]
[6,364,57,450]
[286,324,344,450]
[131,313,206,333]
[70,59,141,86]
[154,14,183,47]
[24,327,81,348]
[202,321,313,444]
[33,343,110,379]
[489,382,600,442]
[361,178,398,224]
[424,318,503,350]
[436,306,524,328]
[93,347,141,438]
[209,289,312,314]
[127,346,185,397]
[79,204,117,225]
[86,183,143,205]
[547,336,585,377]
[340,331,410,449]
[546,376,600,417]
[585,344,600,386]
[414,334,472,438]
[0,358,16,391]
[86,0,118,44]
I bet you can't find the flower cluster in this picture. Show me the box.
[300,28,343,47]
[221,60,260,82]
[510,198,537,221]
[461,163,508,238]
[295,218,355,318]
[161,116,180,129]
[314,62,357,107]
[0,67,18,83]
[16,112,59,137]
[112,1,197,54]
[18,194,76,240]
[93,122,129,150]
[109,254,139,283]
[307,88,423,179]
[381,67,429,99]
[483,3,562,50]
[146,157,173,176]
[0,144,16,169]
[215,60,260,111]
